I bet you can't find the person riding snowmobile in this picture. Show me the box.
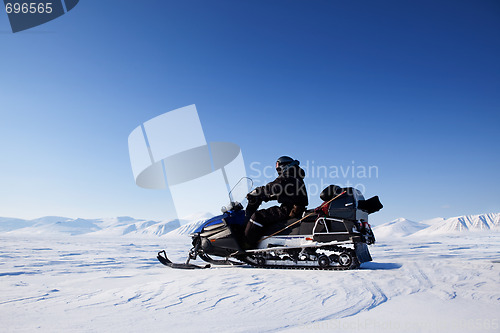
[243,156,308,249]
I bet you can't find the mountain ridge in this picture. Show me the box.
[374,212,500,238]
[0,213,213,237]
[1,212,498,238]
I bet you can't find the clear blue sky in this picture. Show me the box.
[1,0,499,225]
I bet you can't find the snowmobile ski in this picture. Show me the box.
[157,250,210,269]
[198,253,244,266]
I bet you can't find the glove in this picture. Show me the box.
[247,189,265,204]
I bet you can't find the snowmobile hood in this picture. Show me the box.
[192,214,225,234]
[192,209,246,234]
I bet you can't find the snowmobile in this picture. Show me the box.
[157,180,383,270]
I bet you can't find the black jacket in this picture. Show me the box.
[254,165,308,208]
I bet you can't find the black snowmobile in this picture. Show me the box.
[157,181,382,270]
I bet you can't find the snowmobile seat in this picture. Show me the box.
[262,218,298,236]
[297,214,319,234]
[261,214,320,236]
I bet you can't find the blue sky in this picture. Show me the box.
[0,0,499,225]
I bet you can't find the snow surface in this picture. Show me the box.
[1,214,499,332]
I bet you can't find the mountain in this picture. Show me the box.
[373,218,428,238]
[133,220,181,237]
[30,216,73,224]
[87,217,165,237]
[164,212,215,236]
[5,217,103,236]
[0,217,36,232]
[412,212,500,236]
[1,212,498,238]
[418,217,446,226]
[373,213,500,238]
[0,214,212,237]
[166,219,209,237]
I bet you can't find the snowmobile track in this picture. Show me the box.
[239,246,360,270]
[246,264,359,271]
[240,256,360,271]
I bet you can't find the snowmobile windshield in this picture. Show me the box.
[227,177,253,208]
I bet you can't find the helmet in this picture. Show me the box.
[276,156,299,176]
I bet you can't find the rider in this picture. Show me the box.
[243,156,308,249]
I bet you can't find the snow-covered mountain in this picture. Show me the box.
[418,217,446,226]
[0,217,37,232]
[166,218,211,236]
[1,212,498,238]
[0,216,75,232]
[372,218,428,238]
[412,212,500,236]
[133,220,181,237]
[374,213,500,238]
[0,214,212,238]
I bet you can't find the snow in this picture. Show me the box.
[419,217,446,226]
[412,213,500,236]
[165,218,211,236]
[372,218,428,238]
[1,214,499,332]
[6,212,496,240]
[374,213,500,238]
[0,214,213,238]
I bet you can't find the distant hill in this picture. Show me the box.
[0,213,213,238]
[412,213,500,236]
[165,218,212,237]
[372,218,428,238]
[374,213,500,238]
[1,212,498,238]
